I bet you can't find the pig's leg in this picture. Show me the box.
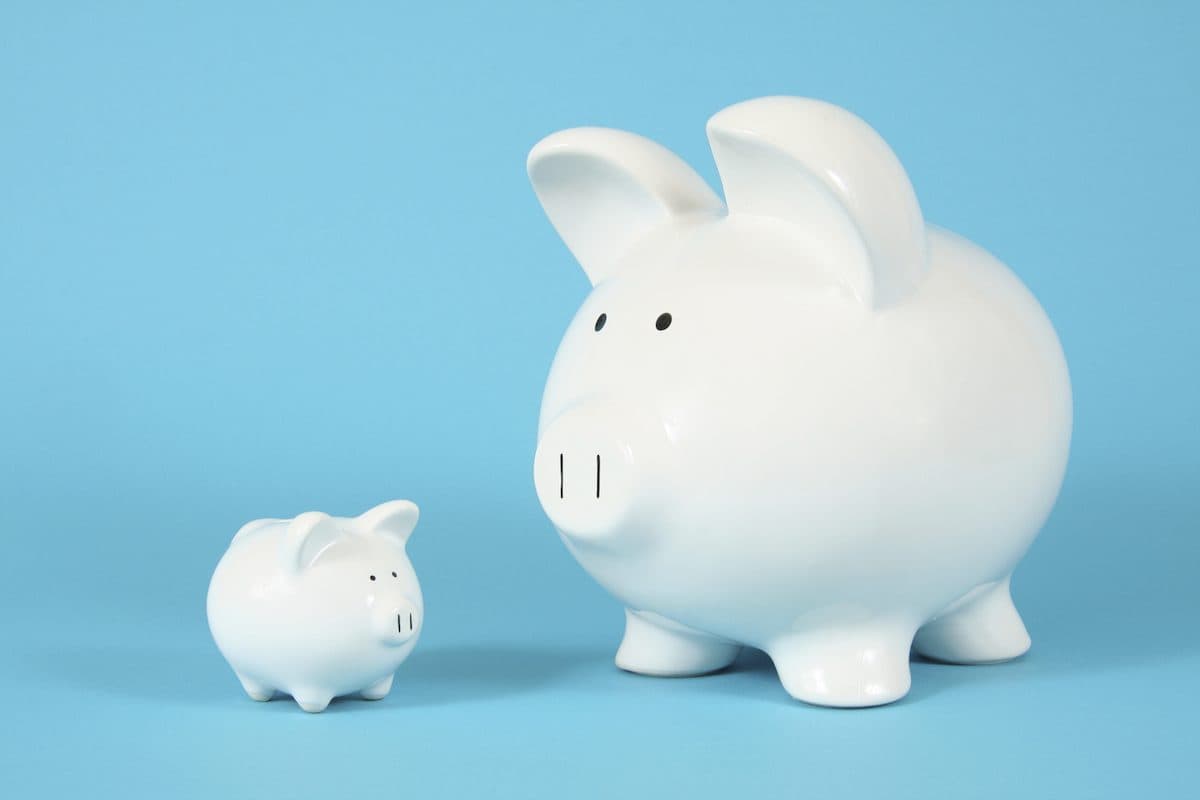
[769,621,916,707]
[235,672,274,702]
[291,689,333,713]
[616,609,741,677]
[912,577,1031,664]
[360,674,394,700]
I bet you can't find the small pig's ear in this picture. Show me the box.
[231,517,281,546]
[528,127,725,285]
[707,97,927,308]
[280,512,342,574]
[357,500,420,547]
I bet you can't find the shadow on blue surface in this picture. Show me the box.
[20,642,600,710]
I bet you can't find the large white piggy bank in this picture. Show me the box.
[207,500,423,712]
[528,97,1071,707]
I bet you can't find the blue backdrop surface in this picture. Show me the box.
[1,2,1197,797]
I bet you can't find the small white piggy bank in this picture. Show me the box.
[528,97,1072,707]
[207,500,423,712]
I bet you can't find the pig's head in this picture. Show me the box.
[528,97,928,550]
[281,500,423,649]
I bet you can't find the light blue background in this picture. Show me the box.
[2,2,1196,797]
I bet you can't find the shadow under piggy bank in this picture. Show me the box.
[364,644,597,710]
[24,641,598,711]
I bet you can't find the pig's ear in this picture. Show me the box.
[707,97,927,308]
[528,127,725,285]
[231,518,281,546]
[280,512,342,574]
[357,500,420,547]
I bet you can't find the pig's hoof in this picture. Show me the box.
[236,672,274,702]
[293,691,333,713]
[361,674,394,701]
[616,609,741,677]
[914,578,1031,664]
[769,625,915,707]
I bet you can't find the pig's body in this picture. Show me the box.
[207,501,423,712]
[529,97,1071,706]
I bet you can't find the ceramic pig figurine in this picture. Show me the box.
[207,500,423,712]
[527,97,1071,707]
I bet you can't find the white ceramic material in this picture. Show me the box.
[528,96,1071,707]
[207,500,423,712]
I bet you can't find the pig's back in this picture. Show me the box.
[862,226,1072,572]
[631,227,1071,637]
[206,526,310,661]
[880,226,1071,522]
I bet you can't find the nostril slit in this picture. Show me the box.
[596,454,601,499]
[397,614,402,634]
[410,612,414,630]
[559,453,564,499]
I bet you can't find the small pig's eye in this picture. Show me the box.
[594,313,607,332]
[655,313,672,331]
[391,571,398,578]
[369,575,376,581]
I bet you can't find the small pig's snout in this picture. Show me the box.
[373,602,420,646]
[534,405,662,542]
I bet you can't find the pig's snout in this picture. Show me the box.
[372,601,420,646]
[534,405,661,542]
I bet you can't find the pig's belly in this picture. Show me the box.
[208,567,405,694]
[569,229,1072,646]
[571,458,1061,646]
[210,601,406,695]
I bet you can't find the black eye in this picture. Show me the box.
[369,575,376,581]
[391,571,398,578]
[594,313,607,331]
[655,313,672,331]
